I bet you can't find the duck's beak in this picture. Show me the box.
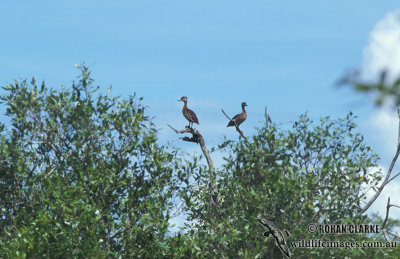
[177,99,181,102]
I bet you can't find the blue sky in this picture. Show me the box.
[0,1,397,136]
[1,1,400,218]
[0,3,394,102]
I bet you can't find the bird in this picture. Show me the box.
[227,102,247,127]
[178,96,199,128]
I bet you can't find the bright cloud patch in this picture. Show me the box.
[362,10,400,84]
[362,10,400,155]
[361,10,400,220]
[366,108,398,158]
[362,10,400,157]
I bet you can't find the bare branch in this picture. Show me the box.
[167,124,200,142]
[167,124,188,133]
[381,197,400,242]
[382,197,391,231]
[360,108,400,215]
[387,230,399,242]
[398,108,400,143]
[383,231,390,242]
[167,124,213,168]
[388,171,400,184]
[167,124,220,217]
[221,108,248,141]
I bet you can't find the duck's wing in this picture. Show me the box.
[186,108,199,124]
[227,113,240,127]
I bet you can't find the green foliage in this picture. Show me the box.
[340,70,400,107]
[176,113,398,258]
[0,66,185,257]
[1,66,398,258]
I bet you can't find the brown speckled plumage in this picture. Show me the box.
[178,96,199,128]
[227,102,247,127]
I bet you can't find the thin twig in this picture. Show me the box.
[381,197,400,242]
[167,124,187,134]
[382,197,391,233]
[383,231,390,242]
[387,230,399,242]
[388,171,400,184]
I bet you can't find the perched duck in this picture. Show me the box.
[178,96,199,128]
[227,102,247,127]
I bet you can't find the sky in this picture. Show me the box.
[1,1,400,223]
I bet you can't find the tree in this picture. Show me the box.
[340,70,400,108]
[1,66,397,258]
[0,66,187,257]
[342,70,400,243]
[171,113,395,258]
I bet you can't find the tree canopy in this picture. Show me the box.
[0,67,399,258]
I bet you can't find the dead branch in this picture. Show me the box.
[221,108,248,141]
[381,197,400,242]
[167,124,200,143]
[167,123,220,217]
[167,124,213,168]
[359,108,400,215]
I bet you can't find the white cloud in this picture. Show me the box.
[361,10,400,224]
[362,9,400,84]
[365,108,398,158]
[361,10,400,158]
[357,10,400,156]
